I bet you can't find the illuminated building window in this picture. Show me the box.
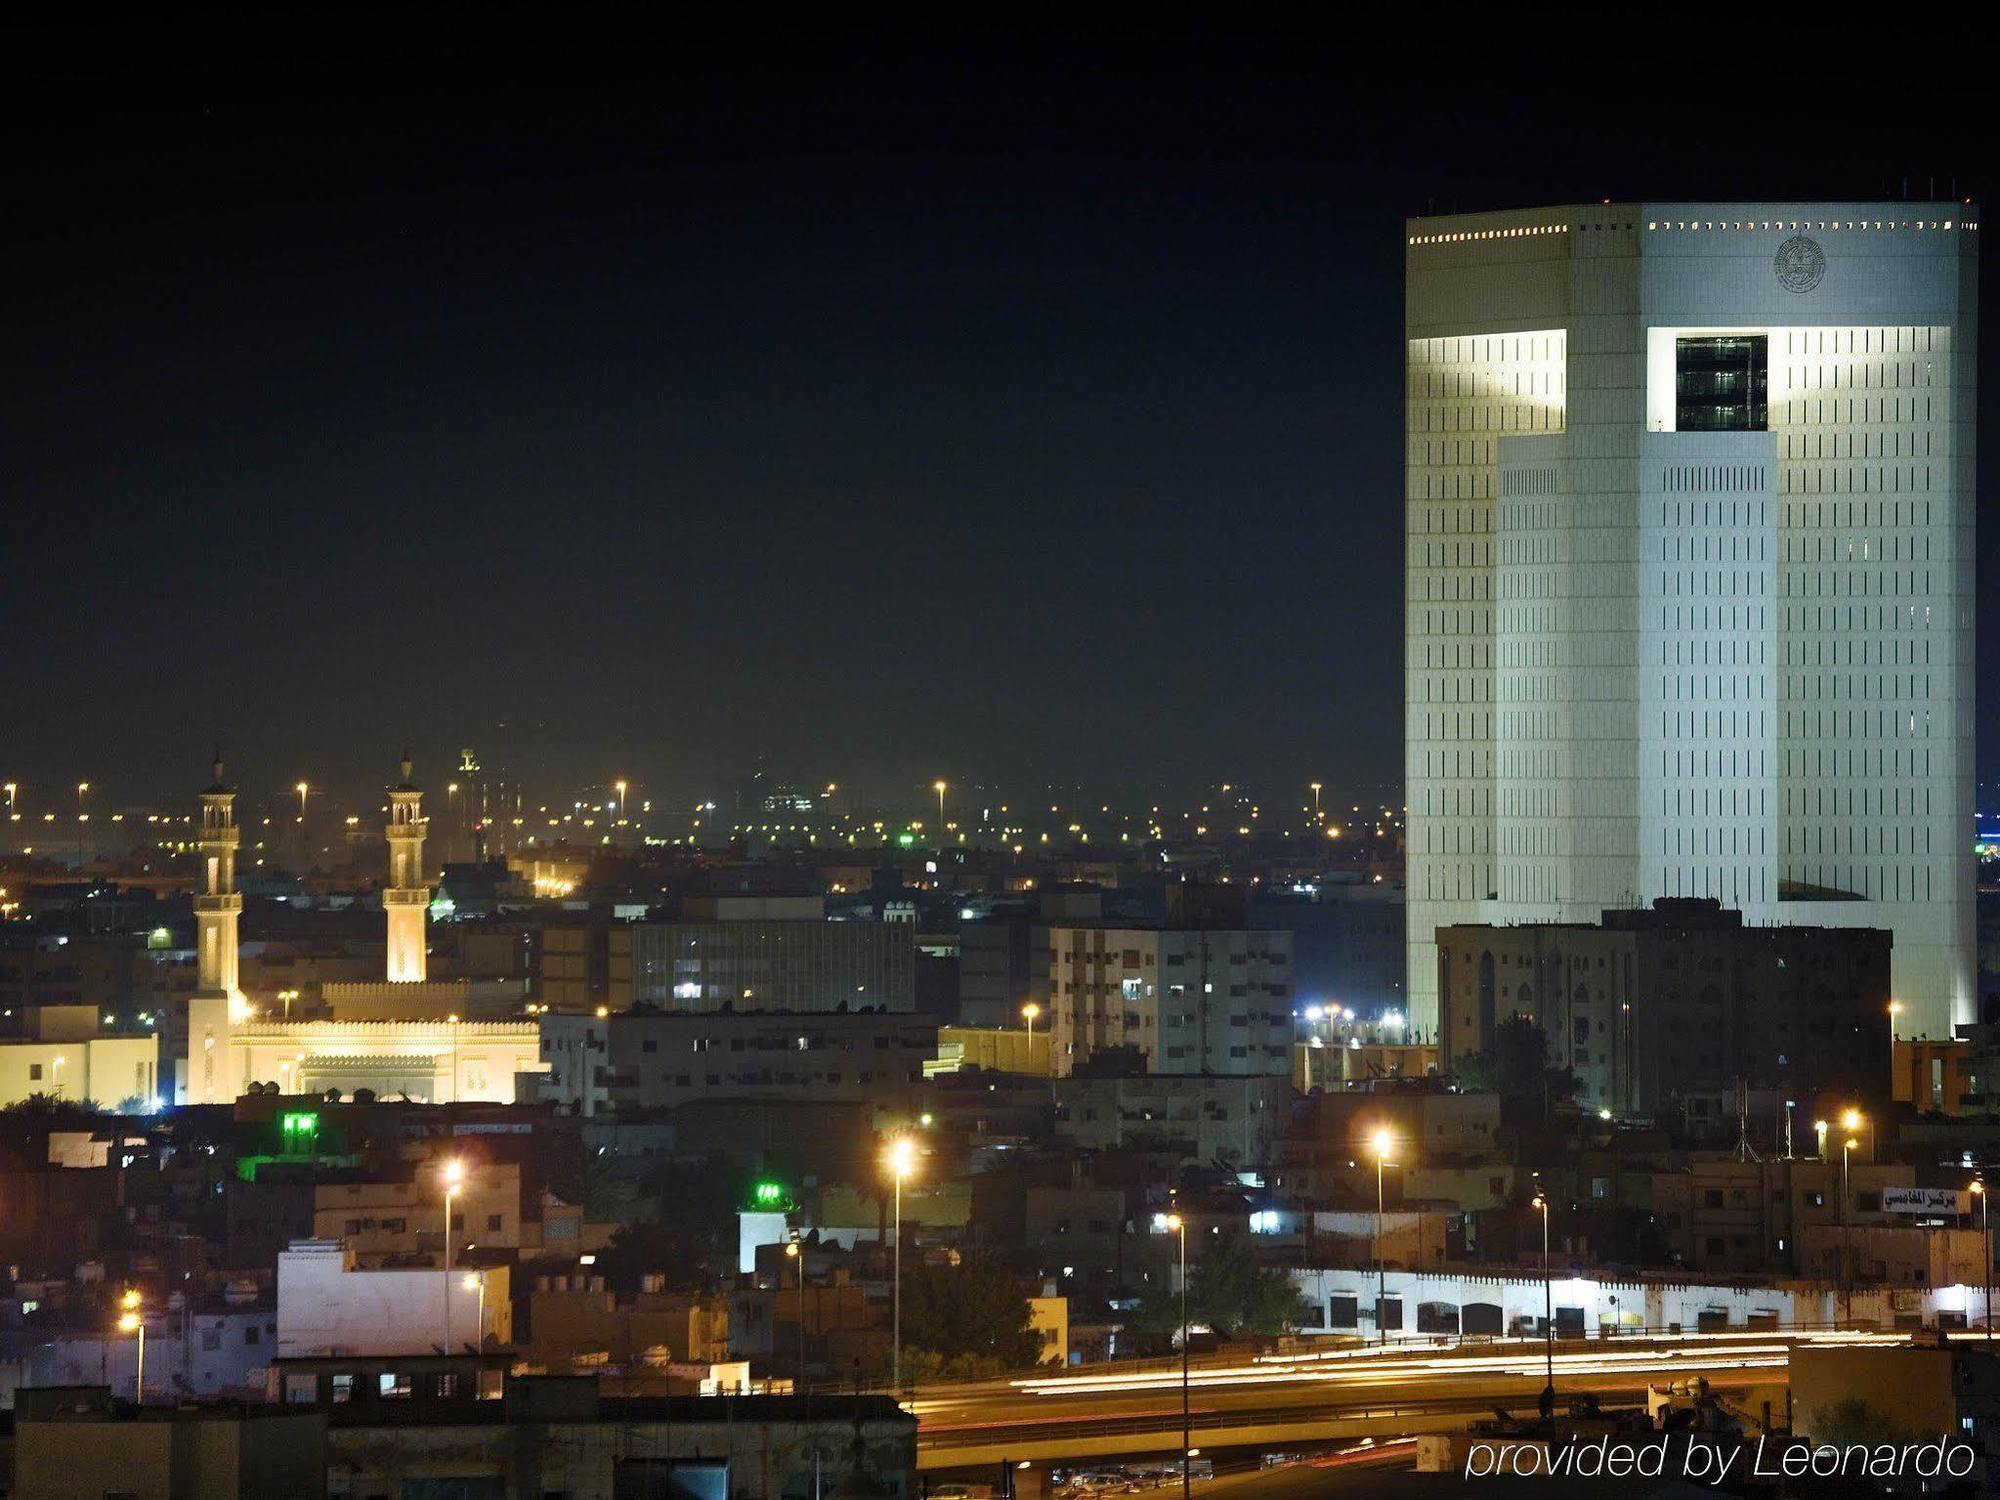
[1676,335,1768,431]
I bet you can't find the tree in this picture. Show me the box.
[1453,1016,1576,1113]
[898,1256,1042,1373]
[1808,1397,1916,1447]
[1136,1230,1310,1339]
[0,1092,99,1115]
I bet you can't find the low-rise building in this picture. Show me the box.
[536,1007,935,1119]
[1435,898,1890,1115]
[1797,1223,1988,1289]
[10,1387,325,1500]
[1046,922,1293,1078]
[1305,1207,1460,1272]
[276,1239,510,1357]
[1789,1343,1999,1467]
[1052,1073,1291,1166]
[1290,1266,1987,1342]
[0,1032,160,1109]
[8,1305,278,1404]
[1273,1086,1504,1202]
[625,907,916,1014]
[527,1275,729,1370]
[928,1025,1051,1077]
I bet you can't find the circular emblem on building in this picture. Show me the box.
[1774,235,1825,293]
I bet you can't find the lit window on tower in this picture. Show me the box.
[1675,335,1768,431]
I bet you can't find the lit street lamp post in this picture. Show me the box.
[786,1234,807,1382]
[461,1272,486,1352]
[1531,1188,1554,1417]
[1840,1134,1859,1327]
[1164,1211,1190,1500]
[1973,1179,1992,1346]
[886,1136,916,1394]
[933,781,948,836]
[1369,1127,1395,1346]
[118,1289,145,1403]
[441,1159,465,1351]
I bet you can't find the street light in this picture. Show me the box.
[1841,1136,1860,1327]
[1310,782,1322,818]
[446,1160,468,1360]
[76,782,89,864]
[461,1272,487,1353]
[1163,1211,1190,1500]
[1841,1106,1875,1162]
[3,782,15,814]
[119,1289,145,1403]
[1368,1126,1395,1346]
[1972,1179,1992,1346]
[1531,1189,1554,1417]
[616,780,628,821]
[1976,1184,1992,1352]
[1813,1118,1829,1160]
[786,1233,807,1382]
[885,1135,917,1393]
[441,1158,464,1265]
[933,781,948,832]
[1021,1003,1040,1039]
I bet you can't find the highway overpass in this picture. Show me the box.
[911,1329,1902,1469]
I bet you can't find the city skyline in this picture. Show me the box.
[2,16,1992,801]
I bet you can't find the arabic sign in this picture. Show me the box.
[1881,1186,1969,1215]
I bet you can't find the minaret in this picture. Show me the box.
[187,754,246,1104]
[384,751,430,982]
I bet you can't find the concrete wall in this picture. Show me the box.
[0,1036,160,1107]
[278,1240,510,1356]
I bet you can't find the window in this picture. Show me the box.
[331,1374,354,1404]
[379,1371,413,1399]
[1676,335,1768,431]
[487,1213,503,1232]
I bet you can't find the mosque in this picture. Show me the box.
[181,756,546,1105]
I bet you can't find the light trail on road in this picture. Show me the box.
[991,1330,1903,1400]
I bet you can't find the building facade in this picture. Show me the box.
[626,917,915,1014]
[1051,1073,1293,1164]
[1404,203,1977,1039]
[536,1008,936,1118]
[1435,899,1889,1114]
[1046,925,1292,1076]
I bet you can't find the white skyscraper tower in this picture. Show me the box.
[384,752,430,983]
[186,756,246,1104]
[1404,202,1977,1040]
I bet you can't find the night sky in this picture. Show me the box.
[3,11,1992,811]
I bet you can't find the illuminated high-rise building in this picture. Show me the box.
[1404,202,1977,1040]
